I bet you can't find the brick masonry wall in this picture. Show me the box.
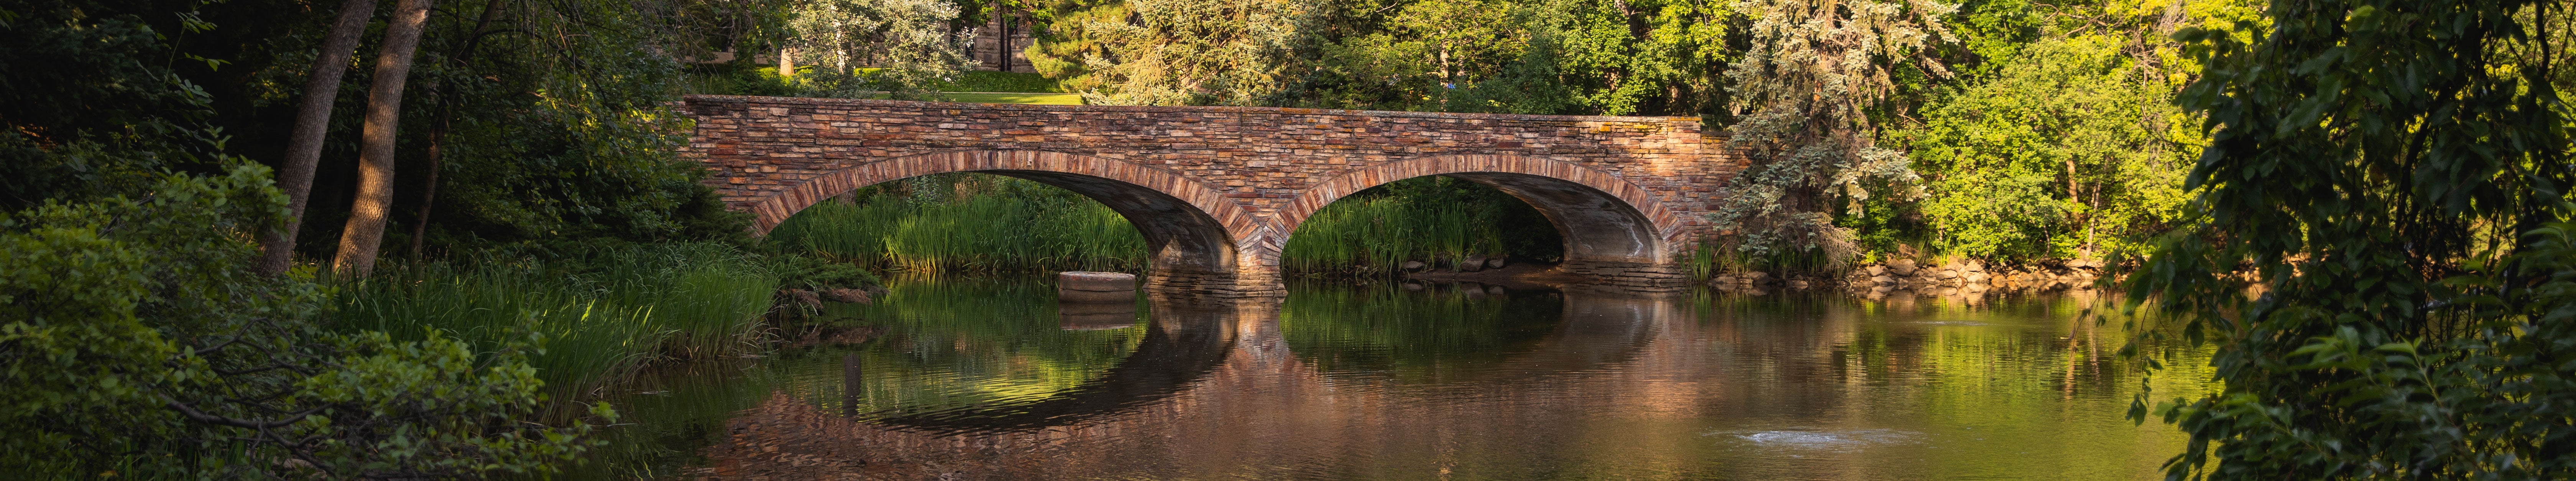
[679,95,1742,293]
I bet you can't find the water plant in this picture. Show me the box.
[772,174,1565,277]
[330,242,779,402]
[1280,176,1562,275]
[770,174,1150,273]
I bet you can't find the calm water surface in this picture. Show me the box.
[592,277,2214,480]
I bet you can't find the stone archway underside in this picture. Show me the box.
[1276,155,1690,285]
[744,149,1278,296]
[681,96,1741,295]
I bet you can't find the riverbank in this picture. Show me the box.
[1708,257,2116,296]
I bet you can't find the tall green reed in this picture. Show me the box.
[330,242,779,401]
[1280,177,1561,275]
[772,174,1562,277]
[771,175,1149,273]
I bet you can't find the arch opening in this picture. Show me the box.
[1443,171,1664,265]
[981,170,1234,273]
[1276,176,1566,274]
[749,150,1269,294]
[1277,155,1685,285]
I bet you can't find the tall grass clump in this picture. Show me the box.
[770,174,1149,273]
[1281,176,1562,275]
[331,242,779,400]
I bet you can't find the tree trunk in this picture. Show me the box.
[406,0,505,260]
[330,0,437,278]
[406,107,449,260]
[255,0,378,276]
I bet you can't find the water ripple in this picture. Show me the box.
[1712,428,1924,451]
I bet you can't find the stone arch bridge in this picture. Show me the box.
[680,95,1739,296]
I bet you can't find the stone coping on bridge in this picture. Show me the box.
[679,94,1705,124]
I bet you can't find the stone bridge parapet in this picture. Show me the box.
[679,95,1739,295]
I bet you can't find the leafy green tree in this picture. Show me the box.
[1284,0,1527,111]
[2128,0,2576,477]
[1257,0,1733,115]
[1707,0,1953,264]
[1471,0,1730,115]
[365,0,759,256]
[1020,0,1127,91]
[1875,0,2262,263]
[1900,36,2190,260]
[1065,0,1307,105]
[2,166,606,477]
[0,0,228,209]
[787,0,981,97]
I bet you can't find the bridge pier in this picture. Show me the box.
[1141,262,1285,298]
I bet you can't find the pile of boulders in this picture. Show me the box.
[1400,256,1510,273]
[1709,270,1819,290]
[1841,258,2109,294]
[780,287,878,308]
[1983,258,2109,291]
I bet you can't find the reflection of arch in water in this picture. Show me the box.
[856,305,1238,433]
[1273,287,1669,384]
[748,150,1279,295]
[844,289,1668,435]
[1484,293,1672,378]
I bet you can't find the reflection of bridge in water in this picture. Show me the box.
[683,285,2172,481]
[692,292,1690,480]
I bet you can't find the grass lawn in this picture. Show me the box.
[941,92,1085,105]
[856,91,1084,105]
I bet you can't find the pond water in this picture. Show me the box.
[585,276,2215,480]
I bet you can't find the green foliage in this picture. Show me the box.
[0,0,227,210]
[1026,0,1716,111]
[786,0,979,98]
[1,166,604,477]
[679,64,811,97]
[1282,0,1530,111]
[1060,0,1305,105]
[389,0,754,254]
[774,174,1563,276]
[2128,0,2576,477]
[333,242,781,400]
[771,174,1151,272]
[941,71,1065,92]
[1280,176,1562,274]
[1474,0,1730,115]
[1900,36,2192,260]
[1022,0,1130,92]
[1707,0,1952,264]
[770,252,887,290]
